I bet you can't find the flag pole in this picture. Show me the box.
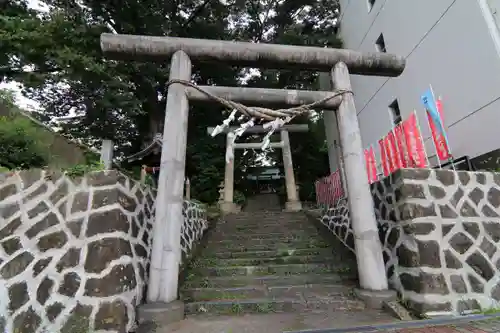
[401,122,410,168]
[394,119,408,169]
[428,84,443,169]
[371,144,379,181]
[391,127,403,170]
[413,110,430,167]
[424,106,442,169]
[402,116,416,168]
[429,85,455,170]
[378,134,389,177]
[387,108,402,171]
[437,95,456,171]
[363,146,369,184]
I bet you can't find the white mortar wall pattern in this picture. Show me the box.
[0,170,208,333]
[321,168,500,315]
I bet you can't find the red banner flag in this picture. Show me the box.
[383,136,394,173]
[403,112,427,168]
[364,146,378,184]
[428,98,451,161]
[378,139,390,176]
[364,149,371,183]
[385,130,401,172]
[394,124,408,168]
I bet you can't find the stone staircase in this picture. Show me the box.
[244,193,282,211]
[180,210,366,317]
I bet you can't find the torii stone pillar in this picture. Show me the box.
[220,134,238,214]
[281,130,301,211]
[141,51,191,321]
[332,62,393,305]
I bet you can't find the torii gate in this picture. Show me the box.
[207,124,308,214]
[100,33,405,323]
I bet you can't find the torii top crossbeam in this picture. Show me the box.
[100,34,406,77]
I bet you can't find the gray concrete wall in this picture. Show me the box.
[339,0,500,168]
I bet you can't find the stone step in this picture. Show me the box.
[203,240,331,253]
[229,210,304,217]
[204,243,330,253]
[227,211,303,216]
[183,273,357,289]
[191,263,353,277]
[195,254,333,267]
[208,248,333,259]
[184,295,365,315]
[208,231,317,241]
[223,215,309,220]
[209,230,316,237]
[206,237,327,247]
[182,284,355,302]
[204,238,330,250]
[222,214,308,220]
[216,223,316,232]
[217,219,316,226]
[224,214,307,220]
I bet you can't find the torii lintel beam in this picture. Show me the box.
[100,34,406,77]
[233,142,284,149]
[187,86,341,110]
[206,124,309,135]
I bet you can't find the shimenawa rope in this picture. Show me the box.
[164,79,353,161]
[165,79,353,121]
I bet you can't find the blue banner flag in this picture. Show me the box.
[421,87,450,148]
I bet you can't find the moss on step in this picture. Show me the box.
[204,248,332,259]
[192,263,352,277]
[204,241,330,252]
[208,232,314,241]
[196,254,333,267]
[256,302,275,313]
[185,297,365,316]
[231,303,244,314]
[185,300,297,315]
[183,284,357,304]
[183,287,267,302]
[206,238,329,246]
[183,274,356,289]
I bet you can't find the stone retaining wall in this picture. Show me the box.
[320,168,500,316]
[0,170,208,333]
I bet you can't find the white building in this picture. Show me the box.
[338,0,500,170]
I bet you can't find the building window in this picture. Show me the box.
[389,99,402,125]
[368,0,376,11]
[375,34,386,52]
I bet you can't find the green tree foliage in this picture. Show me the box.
[291,114,330,201]
[1,0,341,202]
